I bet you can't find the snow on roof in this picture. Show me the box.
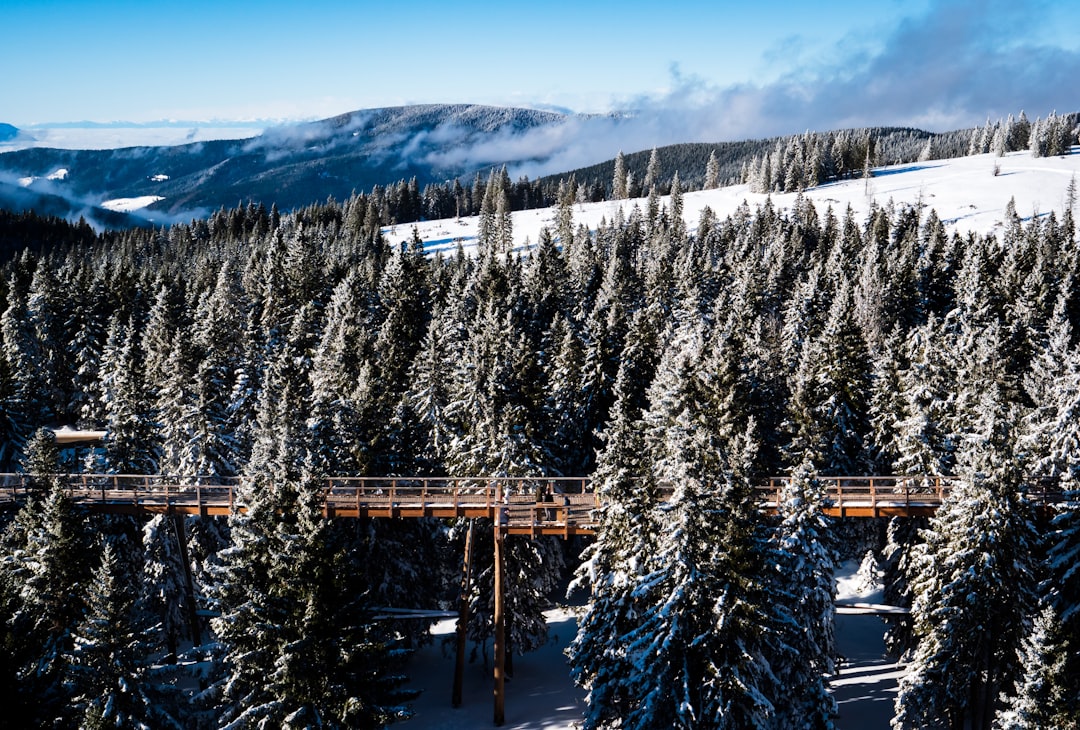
[50,427,106,444]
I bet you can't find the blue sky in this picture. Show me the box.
[2,0,1078,141]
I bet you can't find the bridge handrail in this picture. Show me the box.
[0,474,1072,517]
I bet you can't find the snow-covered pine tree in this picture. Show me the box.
[186,261,245,476]
[154,328,200,475]
[366,235,433,473]
[880,514,924,657]
[784,281,871,474]
[643,147,660,194]
[768,460,838,729]
[567,310,662,729]
[542,314,588,474]
[612,151,629,200]
[705,150,720,190]
[209,340,416,727]
[893,398,1037,730]
[24,263,67,425]
[994,601,1074,730]
[617,323,776,729]
[2,429,93,726]
[66,541,184,729]
[442,291,563,659]
[1015,300,1080,724]
[893,316,955,478]
[403,301,459,473]
[1038,478,1080,727]
[865,327,906,473]
[66,266,108,429]
[1,273,48,457]
[138,514,193,663]
[95,312,159,473]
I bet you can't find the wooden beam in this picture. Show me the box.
[493,518,506,726]
[452,519,474,708]
[170,513,202,648]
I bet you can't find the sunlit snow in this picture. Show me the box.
[387,149,1080,256]
[401,562,905,729]
[101,195,164,212]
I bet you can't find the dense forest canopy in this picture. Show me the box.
[1,111,1079,727]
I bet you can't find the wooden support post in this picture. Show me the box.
[493,518,506,726]
[171,512,202,648]
[452,519,475,708]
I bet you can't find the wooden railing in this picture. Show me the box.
[0,474,1071,534]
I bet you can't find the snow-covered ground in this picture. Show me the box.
[402,560,901,729]
[101,195,165,212]
[387,148,1080,256]
[403,608,585,729]
[832,559,905,730]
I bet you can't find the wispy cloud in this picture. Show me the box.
[425,0,1080,180]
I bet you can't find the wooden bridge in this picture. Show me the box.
[1,471,1065,726]
[0,473,1066,533]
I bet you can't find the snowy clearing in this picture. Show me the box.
[403,561,903,729]
[387,148,1080,255]
[403,607,585,730]
[101,195,164,212]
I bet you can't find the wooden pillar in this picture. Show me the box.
[493,518,506,726]
[170,512,202,648]
[452,519,475,707]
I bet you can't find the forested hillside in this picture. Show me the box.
[2,145,1080,727]
[0,104,569,221]
[0,105,1011,230]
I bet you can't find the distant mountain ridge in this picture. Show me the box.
[0,104,569,224]
[1,103,1039,230]
[0,124,18,142]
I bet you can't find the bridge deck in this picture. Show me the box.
[0,474,1066,533]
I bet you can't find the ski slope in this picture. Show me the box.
[388,148,1080,255]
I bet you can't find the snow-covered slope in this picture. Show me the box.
[390,148,1080,254]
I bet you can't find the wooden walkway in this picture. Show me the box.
[3,471,1061,727]
[0,474,1067,533]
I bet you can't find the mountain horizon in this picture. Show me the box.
[0,103,1076,234]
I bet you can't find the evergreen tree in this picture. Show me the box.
[784,282,871,474]
[705,150,721,189]
[97,313,158,473]
[66,542,184,729]
[567,310,662,729]
[769,461,838,729]
[1,273,46,456]
[612,151,628,200]
[994,601,1075,730]
[138,514,195,664]
[893,316,955,477]
[894,402,1037,730]
[210,471,415,727]
[3,429,93,726]
[617,325,776,728]
[643,147,660,193]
